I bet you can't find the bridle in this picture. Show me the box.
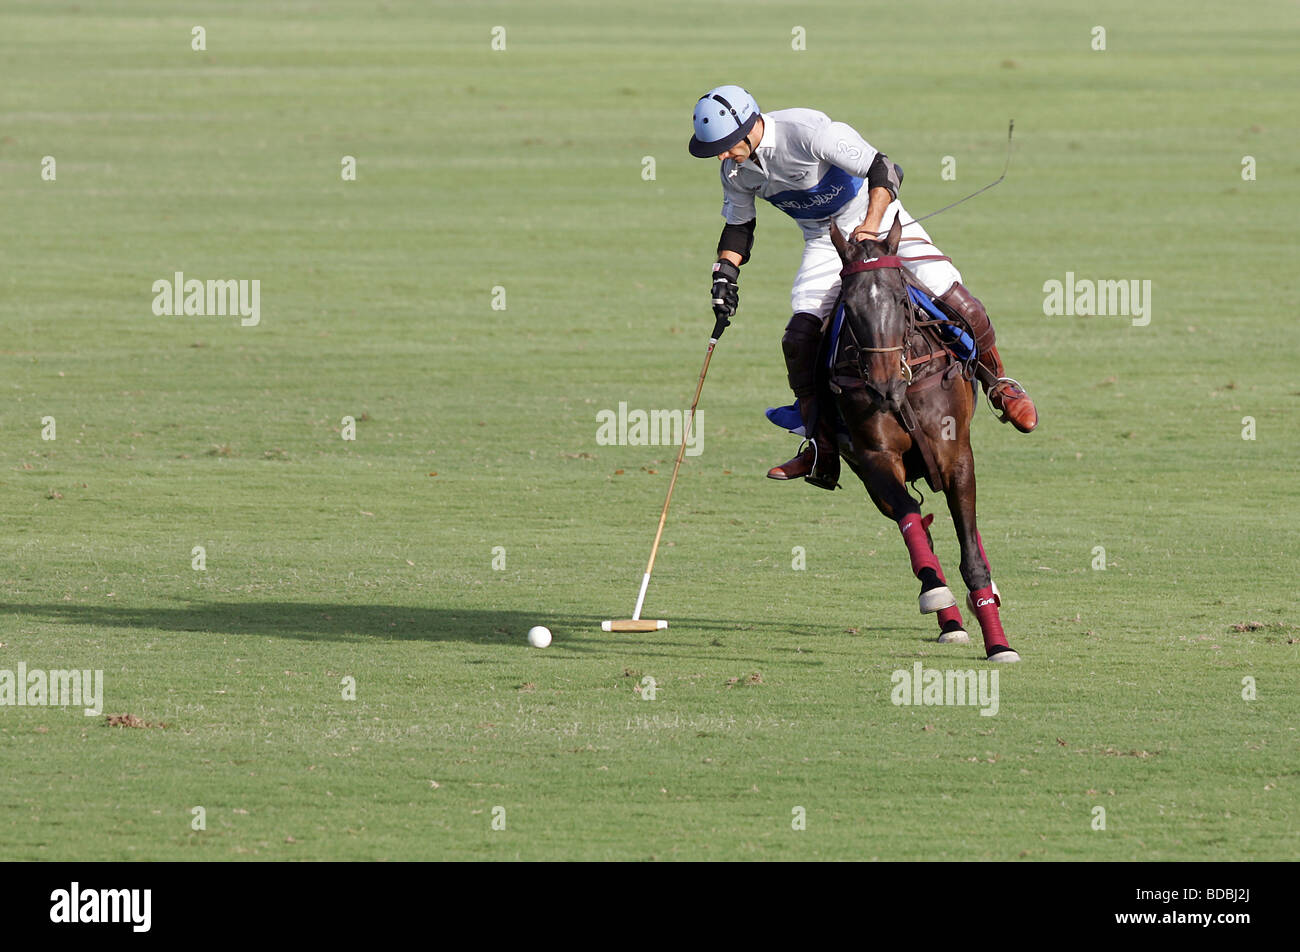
[839,255,907,350]
[837,254,914,392]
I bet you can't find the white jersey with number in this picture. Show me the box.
[718,107,961,318]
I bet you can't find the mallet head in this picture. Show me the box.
[601,619,668,632]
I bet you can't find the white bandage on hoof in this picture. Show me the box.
[937,628,971,644]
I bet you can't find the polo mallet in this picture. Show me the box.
[602,313,729,632]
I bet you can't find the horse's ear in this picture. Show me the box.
[885,214,902,255]
[829,220,851,262]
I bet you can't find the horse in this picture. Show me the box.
[823,215,1020,662]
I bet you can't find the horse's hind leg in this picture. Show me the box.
[945,453,1020,662]
[855,460,963,629]
[925,530,971,645]
[895,513,970,644]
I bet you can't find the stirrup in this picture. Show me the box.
[986,376,1026,417]
[798,437,839,491]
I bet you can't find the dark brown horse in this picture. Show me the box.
[825,216,1020,662]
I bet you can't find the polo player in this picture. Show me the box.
[689,85,1037,489]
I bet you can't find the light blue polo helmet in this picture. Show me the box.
[688,85,760,158]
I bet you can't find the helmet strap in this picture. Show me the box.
[742,120,762,165]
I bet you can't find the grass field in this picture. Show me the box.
[2,0,1297,860]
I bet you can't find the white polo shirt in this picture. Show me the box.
[716,107,960,315]
[719,108,882,240]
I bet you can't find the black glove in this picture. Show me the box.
[710,259,740,323]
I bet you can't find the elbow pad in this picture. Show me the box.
[717,219,756,264]
[866,153,901,200]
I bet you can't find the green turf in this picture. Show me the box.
[2,0,1296,860]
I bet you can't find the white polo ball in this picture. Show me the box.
[527,625,552,648]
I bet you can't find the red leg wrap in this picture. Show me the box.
[969,586,1009,652]
[898,514,940,577]
[937,604,965,628]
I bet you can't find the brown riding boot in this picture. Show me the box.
[767,444,817,480]
[767,312,841,489]
[936,284,1038,434]
[767,398,840,489]
[979,346,1038,433]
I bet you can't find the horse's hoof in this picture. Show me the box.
[987,649,1021,663]
[919,586,957,613]
[937,628,970,644]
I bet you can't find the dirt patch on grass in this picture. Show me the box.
[104,713,166,729]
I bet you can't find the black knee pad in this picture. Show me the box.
[781,312,824,396]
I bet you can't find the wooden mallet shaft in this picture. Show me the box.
[602,330,722,631]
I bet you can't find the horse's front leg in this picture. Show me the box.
[944,448,1020,662]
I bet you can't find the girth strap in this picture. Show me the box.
[896,395,943,493]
